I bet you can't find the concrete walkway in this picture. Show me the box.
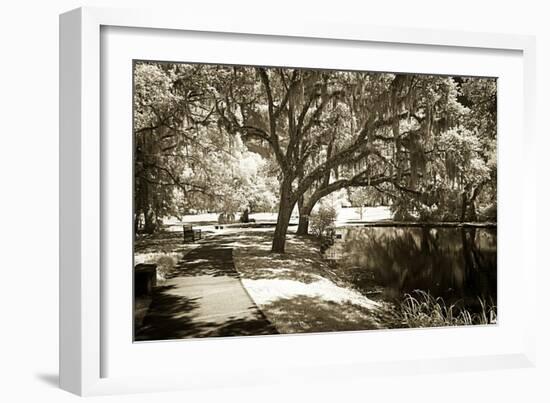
[135,234,278,341]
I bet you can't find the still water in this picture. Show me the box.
[325,226,497,311]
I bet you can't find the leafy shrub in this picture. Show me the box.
[155,255,177,280]
[479,203,497,221]
[310,205,337,237]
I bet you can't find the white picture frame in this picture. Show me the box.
[60,6,537,396]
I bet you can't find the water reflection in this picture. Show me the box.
[326,227,497,311]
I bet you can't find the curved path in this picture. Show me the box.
[135,233,278,341]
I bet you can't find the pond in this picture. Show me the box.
[324,226,497,312]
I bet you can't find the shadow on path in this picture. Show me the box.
[135,233,278,341]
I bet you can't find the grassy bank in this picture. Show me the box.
[233,228,497,332]
[394,290,497,328]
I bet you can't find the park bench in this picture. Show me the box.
[134,263,157,297]
[183,224,202,242]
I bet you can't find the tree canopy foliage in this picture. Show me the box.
[134,63,278,232]
[133,61,496,252]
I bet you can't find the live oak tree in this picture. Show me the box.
[133,62,277,233]
[456,77,497,221]
[386,76,497,222]
[289,74,497,232]
[291,74,474,234]
[213,68,442,251]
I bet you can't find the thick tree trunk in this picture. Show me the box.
[143,208,156,234]
[296,203,314,236]
[460,189,469,222]
[134,212,141,235]
[461,184,482,222]
[468,185,483,221]
[271,181,295,253]
[296,194,304,232]
[468,202,478,222]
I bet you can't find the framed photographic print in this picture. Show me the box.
[60,6,537,396]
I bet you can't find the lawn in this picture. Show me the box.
[231,228,394,334]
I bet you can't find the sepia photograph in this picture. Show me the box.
[133,61,497,341]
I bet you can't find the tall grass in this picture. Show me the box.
[397,290,497,328]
